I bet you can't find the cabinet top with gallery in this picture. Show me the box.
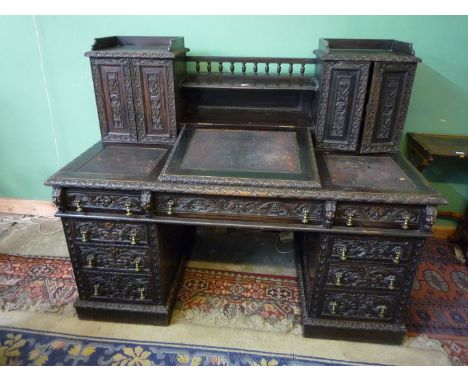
[314,38,421,62]
[85,36,189,58]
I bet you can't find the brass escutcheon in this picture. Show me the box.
[388,275,396,290]
[329,301,338,315]
[74,199,83,212]
[393,248,402,264]
[334,272,343,286]
[130,229,139,245]
[80,227,89,242]
[378,305,387,318]
[87,255,94,268]
[125,200,133,216]
[346,212,354,227]
[339,246,347,261]
[401,215,410,230]
[134,258,141,272]
[301,208,310,224]
[93,283,100,296]
[167,200,175,216]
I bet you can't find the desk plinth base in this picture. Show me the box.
[300,316,406,344]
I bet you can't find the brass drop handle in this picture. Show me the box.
[301,208,310,224]
[134,258,142,272]
[138,287,146,300]
[167,200,175,216]
[401,215,410,230]
[80,227,89,242]
[87,255,95,268]
[339,246,348,261]
[393,248,402,264]
[74,199,83,212]
[334,272,343,286]
[130,229,139,245]
[125,200,133,216]
[329,301,338,315]
[93,283,100,297]
[388,275,396,290]
[378,305,387,318]
[346,213,354,227]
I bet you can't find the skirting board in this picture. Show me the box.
[0,197,458,239]
[0,198,56,217]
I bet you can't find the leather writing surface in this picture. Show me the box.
[180,129,301,174]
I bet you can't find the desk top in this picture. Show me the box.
[45,130,446,206]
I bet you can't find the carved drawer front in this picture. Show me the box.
[73,220,148,246]
[65,189,141,216]
[320,290,397,321]
[335,203,422,230]
[90,58,138,143]
[156,194,324,224]
[329,234,414,264]
[82,271,153,303]
[76,244,150,273]
[326,262,405,291]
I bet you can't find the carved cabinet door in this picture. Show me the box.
[315,61,370,151]
[131,59,176,143]
[360,63,416,153]
[90,58,138,142]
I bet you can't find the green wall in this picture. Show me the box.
[0,16,467,219]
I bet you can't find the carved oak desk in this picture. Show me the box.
[45,36,446,344]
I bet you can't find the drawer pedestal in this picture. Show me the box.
[295,231,425,343]
[62,216,195,325]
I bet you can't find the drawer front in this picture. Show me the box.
[65,189,141,215]
[320,290,397,321]
[328,234,415,264]
[73,220,149,246]
[326,262,405,291]
[77,244,151,273]
[82,271,154,303]
[156,194,324,224]
[335,203,422,230]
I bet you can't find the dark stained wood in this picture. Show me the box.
[44,36,447,344]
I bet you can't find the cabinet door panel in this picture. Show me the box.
[90,58,137,142]
[132,59,177,143]
[316,61,370,151]
[361,63,416,153]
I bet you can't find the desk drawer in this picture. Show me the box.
[335,203,422,230]
[320,290,397,321]
[327,234,417,264]
[326,262,405,291]
[82,271,154,303]
[73,220,149,246]
[65,189,142,216]
[76,243,151,273]
[156,194,324,224]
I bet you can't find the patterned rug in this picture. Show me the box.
[0,239,466,365]
[406,239,468,365]
[0,326,368,366]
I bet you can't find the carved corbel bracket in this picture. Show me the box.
[51,186,65,212]
[141,191,153,217]
[420,205,437,232]
[323,200,337,228]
